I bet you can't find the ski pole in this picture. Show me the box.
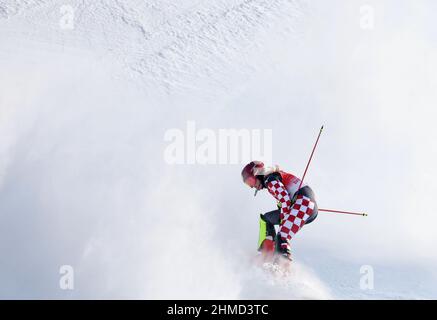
[318,208,367,217]
[298,125,324,190]
[295,126,366,217]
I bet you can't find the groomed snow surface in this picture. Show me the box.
[1,0,437,299]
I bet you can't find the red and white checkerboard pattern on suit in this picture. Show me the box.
[267,180,315,250]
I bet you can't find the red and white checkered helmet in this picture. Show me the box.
[241,161,264,187]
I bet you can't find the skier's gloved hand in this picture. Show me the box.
[274,233,291,260]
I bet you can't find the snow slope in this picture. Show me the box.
[1,0,437,299]
[1,0,306,94]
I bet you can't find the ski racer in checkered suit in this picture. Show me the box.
[241,161,318,261]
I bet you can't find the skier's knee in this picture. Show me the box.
[263,209,281,225]
[303,200,318,225]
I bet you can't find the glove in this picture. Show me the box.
[275,233,292,260]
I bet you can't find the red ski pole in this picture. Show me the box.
[298,125,324,190]
[318,208,367,217]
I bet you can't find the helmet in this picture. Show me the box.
[241,161,264,187]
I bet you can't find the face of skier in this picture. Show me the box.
[244,176,263,190]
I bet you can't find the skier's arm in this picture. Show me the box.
[266,179,292,223]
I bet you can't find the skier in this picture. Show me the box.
[241,161,318,262]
